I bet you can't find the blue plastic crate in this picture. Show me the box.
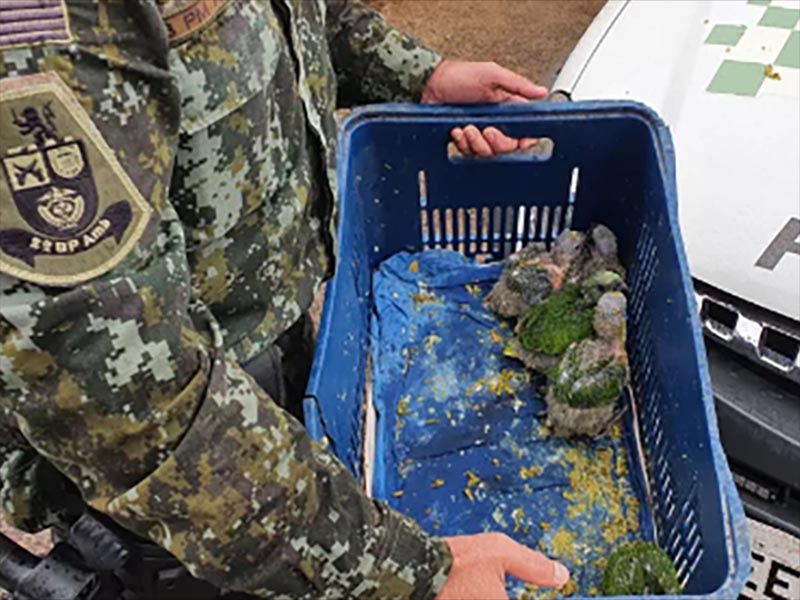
[305,102,750,598]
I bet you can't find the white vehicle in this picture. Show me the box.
[553,1,800,598]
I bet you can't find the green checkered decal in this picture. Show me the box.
[705,0,800,97]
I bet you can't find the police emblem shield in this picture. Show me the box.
[47,141,85,179]
[0,73,151,286]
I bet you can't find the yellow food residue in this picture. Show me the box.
[465,284,482,297]
[522,578,577,600]
[396,396,412,417]
[465,378,484,396]
[431,478,445,489]
[561,445,640,547]
[520,465,543,480]
[409,260,420,273]
[411,291,441,309]
[510,442,524,460]
[424,334,442,355]
[487,369,517,397]
[551,528,577,562]
[561,580,578,597]
[512,507,527,533]
[465,470,481,488]
[489,329,504,344]
[464,488,475,502]
[424,418,441,426]
[540,521,551,533]
[391,491,404,498]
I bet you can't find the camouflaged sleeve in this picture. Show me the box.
[0,425,79,534]
[0,1,451,597]
[326,0,443,105]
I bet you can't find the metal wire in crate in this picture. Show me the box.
[305,102,751,598]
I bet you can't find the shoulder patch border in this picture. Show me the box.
[0,72,152,287]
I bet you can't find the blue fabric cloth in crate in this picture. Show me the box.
[371,250,653,597]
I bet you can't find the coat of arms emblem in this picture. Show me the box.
[0,73,151,286]
[3,136,98,239]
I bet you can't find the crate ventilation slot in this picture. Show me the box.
[417,167,579,259]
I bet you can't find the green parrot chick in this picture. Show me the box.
[485,229,591,318]
[515,283,595,356]
[485,243,554,317]
[601,541,682,596]
[546,291,629,437]
[578,224,626,281]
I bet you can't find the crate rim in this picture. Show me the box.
[305,101,751,599]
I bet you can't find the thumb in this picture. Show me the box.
[500,537,570,588]
[491,65,548,99]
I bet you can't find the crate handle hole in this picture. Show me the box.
[447,137,554,163]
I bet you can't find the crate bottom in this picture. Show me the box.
[369,250,655,598]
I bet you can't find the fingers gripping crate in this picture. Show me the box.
[304,103,750,598]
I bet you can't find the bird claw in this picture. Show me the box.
[599,403,629,437]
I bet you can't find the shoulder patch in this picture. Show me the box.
[0,72,151,287]
[0,0,72,51]
[161,0,233,45]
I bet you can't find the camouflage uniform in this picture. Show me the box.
[0,1,452,598]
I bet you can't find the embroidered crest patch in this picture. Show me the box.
[0,73,151,286]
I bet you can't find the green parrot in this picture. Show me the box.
[504,269,625,375]
[601,541,682,596]
[577,224,626,281]
[546,291,629,437]
[484,229,587,318]
[486,225,630,437]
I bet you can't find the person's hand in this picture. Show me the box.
[437,533,570,600]
[421,60,547,157]
[422,60,547,105]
